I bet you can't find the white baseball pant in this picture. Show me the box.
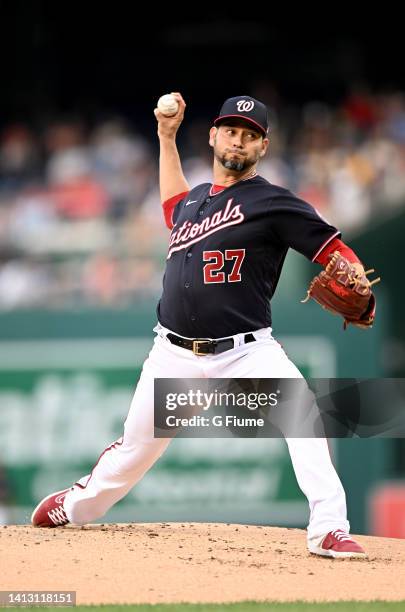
[63,324,350,540]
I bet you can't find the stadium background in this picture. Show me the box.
[0,7,403,538]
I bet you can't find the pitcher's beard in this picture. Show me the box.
[217,154,250,172]
[223,159,244,171]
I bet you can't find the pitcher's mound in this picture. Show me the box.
[3,523,405,605]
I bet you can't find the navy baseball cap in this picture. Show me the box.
[214,95,269,137]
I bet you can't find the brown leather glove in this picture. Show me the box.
[302,251,380,329]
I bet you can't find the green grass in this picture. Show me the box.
[2,602,405,611]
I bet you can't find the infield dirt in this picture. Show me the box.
[2,523,404,605]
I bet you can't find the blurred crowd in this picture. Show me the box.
[1,87,405,310]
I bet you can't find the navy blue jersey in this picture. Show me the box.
[157,175,340,338]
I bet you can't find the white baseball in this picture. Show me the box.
[157,94,179,117]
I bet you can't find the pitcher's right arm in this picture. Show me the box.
[154,92,190,204]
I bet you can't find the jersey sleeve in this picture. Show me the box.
[269,191,341,261]
[315,237,361,266]
[162,191,189,230]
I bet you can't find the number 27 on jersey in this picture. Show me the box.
[203,249,245,284]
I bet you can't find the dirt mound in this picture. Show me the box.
[2,523,405,605]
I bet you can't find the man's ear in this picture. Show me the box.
[259,137,270,157]
[209,126,217,147]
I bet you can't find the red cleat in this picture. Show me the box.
[31,489,70,527]
[308,529,367,558]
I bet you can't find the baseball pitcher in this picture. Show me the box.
[32,93,379,558]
